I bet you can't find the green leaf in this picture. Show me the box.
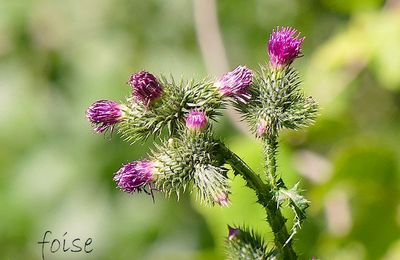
[276,183,310,242]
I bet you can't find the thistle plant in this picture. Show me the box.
[86,26,318,259]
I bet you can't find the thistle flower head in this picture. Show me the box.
[185,109,208,131]
[268,27,304,68]
[86,100,123,133]
[128,70,163,105]
[215,66,253,102]
[113,160,155,193]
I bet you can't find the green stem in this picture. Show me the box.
[219,143,297,259]
[264,135,278,188]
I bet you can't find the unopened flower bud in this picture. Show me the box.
[86,100,123,133]
[215,66,253,102]
[113,160,155,193]
[268,27,304,68]
[128,70,163,105]
[185,110,208,131]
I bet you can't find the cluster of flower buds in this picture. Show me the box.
[85,68,239,205]
[85,26,316,207]
[85,64,257,203]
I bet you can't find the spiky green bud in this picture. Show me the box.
[118,77,225,143]
[151,129,230,206]
[236,66,318,138]
[226,226,277,260]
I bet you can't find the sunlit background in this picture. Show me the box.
[1,0,400,259]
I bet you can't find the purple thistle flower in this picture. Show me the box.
[113,160,155,193]
[268,27,304,68]
[185,110,208,131]
[215,66,253,102]
[128,70,163,105]
[86,100,123,133]
[228,225,240,241]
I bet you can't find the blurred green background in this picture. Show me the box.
[1,0,400,259]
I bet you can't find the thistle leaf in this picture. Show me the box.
[276,183,309,243]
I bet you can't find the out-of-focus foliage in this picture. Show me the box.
[0,0,399,259]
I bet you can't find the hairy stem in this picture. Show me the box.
[264,135,278,188]
[219,143,297,259]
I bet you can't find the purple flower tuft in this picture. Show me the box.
[128,71,163,105]
[216,193,230,207]
[186,110,208,131]
[228,225,240,241]
[215,66,253,102]
[268,27,304,68]
[113,160,155,193]
[256,120,268,137]
[86,100,123,133]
